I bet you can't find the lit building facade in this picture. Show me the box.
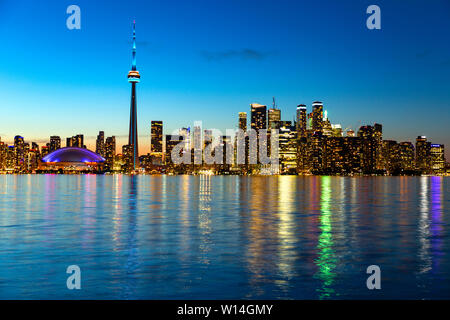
[0,140,6,170]
[105,136,116,171]
[431,144,445,175]
[239,112,247,132]
[95,131,105,157]
[296,104,307,138]
[151,121,163,165]
[50,136,61,152]
[382,140,401,174]
[165,134,185,173]
[66,135,85,149]
[250,103,267,131]
[399,141,415,172]
[358,124,382,174]
[416,136,431,174]
[122,144,134,173]
[278,122,297,174]
[311,101,324,133]
[251,103,267,168]
[268,108,281,130]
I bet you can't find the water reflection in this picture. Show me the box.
[123,176,139,299]
[418,177,431,274]
[276,176,297,293]
[112,174,123,248]
[314,176,337,299]
[417,177,444,275]
[198,175,212,266]
[0,175,449,299]
[430,177,443,274]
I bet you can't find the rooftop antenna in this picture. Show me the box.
[273,97,276,109]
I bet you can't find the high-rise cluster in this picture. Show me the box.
[0,99,447,175]
[134,101,447,176]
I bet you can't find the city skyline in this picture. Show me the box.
[0,0,449,159]
[0,99,447,160]
[0,98,447,176]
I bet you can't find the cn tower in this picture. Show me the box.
[128,21,140,170]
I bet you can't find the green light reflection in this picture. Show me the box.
[314,176,337,299]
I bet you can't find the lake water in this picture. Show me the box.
[0,175,449,299]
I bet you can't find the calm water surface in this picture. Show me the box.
[0,175,449,299]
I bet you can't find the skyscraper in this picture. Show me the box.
[218,136,232,173]
[0,139,6,170]
[416,136,431,174]
[66,135,84,148]
[323,136,345,174]
[238,112,247,132]
[382,140,400,174]
[237,112,249,170]
[128,21,140,171]
[49,136,61,152]
[430,144,445,175]
[250,103,267,131]
[105,136,116,171]
[358,124,382,174]
[165,134,184,172]
[151,121,163,165]
[278,122,297,173]
[6,146,15,170]
[250,103,267,167]
[122,144,134,173]
[268,108,281,129]
[151,121,163,154]
[399,141,415,171]
[296,104,307,138]
[311,101,324,132]
[96,131,105,157]
[14,136,25,168]
[374,123,383,170]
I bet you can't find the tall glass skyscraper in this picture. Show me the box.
[268,108,281,130]
[238,112,247,132]
[311,101,324,132]
[296,104,307,138]
[250,103,267,131]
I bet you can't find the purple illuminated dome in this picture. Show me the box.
[42,147,105,163]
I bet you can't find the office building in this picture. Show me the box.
[296,104,307,138]
[49,136,61,152]
[431,144,445,175]
[95,131,105,157]
[416,136,431,174]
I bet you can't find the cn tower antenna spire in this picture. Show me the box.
[132,20,137,71]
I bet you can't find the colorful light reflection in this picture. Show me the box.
[314,176,337,299]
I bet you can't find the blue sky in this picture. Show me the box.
[0,0,449,157]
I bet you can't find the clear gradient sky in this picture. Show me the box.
[0,0,449,157]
